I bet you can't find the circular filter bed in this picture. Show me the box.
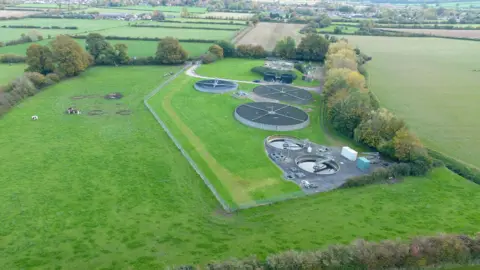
[234,102,309,131]
[253,85,312,104]
[194,79,238,93]
[104,92,123,100]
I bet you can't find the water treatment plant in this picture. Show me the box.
[194,79,239,93]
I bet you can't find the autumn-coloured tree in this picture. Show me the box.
[26,44,54,75]
[393,128,424,161]
[156,37,188,64]
[208,44,224,59]
[50,35,92,77]
[354,108,406,148]
[215,40,235,57]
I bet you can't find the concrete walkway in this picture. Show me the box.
[185,63,322,93]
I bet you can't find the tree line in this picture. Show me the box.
[323,40,433,185]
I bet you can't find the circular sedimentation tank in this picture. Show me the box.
[253,85,312,105]
[234,102,309,131]
[194,79,238,93]
[295,155,339,175]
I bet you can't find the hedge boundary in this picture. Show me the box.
[69,34,216,43]
[130,24,240,31]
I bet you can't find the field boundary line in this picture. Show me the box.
[143,64,232,212]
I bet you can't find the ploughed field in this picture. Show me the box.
[341,35,480,168]
[1,66,480,268]
[235,22,305,51]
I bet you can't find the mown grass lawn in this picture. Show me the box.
[148,73,327,207]
[318,25,359,33]
[1,66,480,268]
[339,36,480,169]
[195,58,321,87]
[0,63,26,85]
[0,39,210,58]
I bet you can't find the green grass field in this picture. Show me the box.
[96,26,236,40]
[0,63,26,85]
[1,65,480,268]
[0,39,210,58]
[115,5,207,13]
[195,58,321,87]
[146,21,245,30]
[340,36,480,169]
[0,18,127,29]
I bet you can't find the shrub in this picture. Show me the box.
[207,256,261,270]
[236,44,266,58]
[0,54,26,63]
[201,52,217,64]
[24,72,46,88]
[45,73,60,83]
[428,149,480,185]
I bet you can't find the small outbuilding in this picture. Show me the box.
[341,146,357,161]
[357,157,371,172]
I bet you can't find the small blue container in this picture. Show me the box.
[357,157,371,172]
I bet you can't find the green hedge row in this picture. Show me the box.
[161,19,246,26]
[175,233,480,269]
[130,24,239,31]
[69,34,216,43]
[0,54,26,63]
[1,25,78,29]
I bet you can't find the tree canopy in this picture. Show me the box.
[215,40,235,57]
[86,33,115,65]
[208,44,224,59]
[156,37,188,64]
[51,35,92,77]
[274,37,296,59]
[25,44,54,75]
[296,33,330,62]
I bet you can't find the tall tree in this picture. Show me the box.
[114,43,129,64]
[51,35,92,77]
[274,36,296,59]
[25,44,54,75]
[155,37,188,64]
[85,33,115,65]
[296,33,330,62]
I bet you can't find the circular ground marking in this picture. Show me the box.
[88,109,105,116]
[253,85,312,105]
[234,102,309,131]
[104,92,123,100]
[116,110,132,115]
[194,79,238,93]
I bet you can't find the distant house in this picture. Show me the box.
[97,12,130,20]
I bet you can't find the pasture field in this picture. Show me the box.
[1,66,480,268]
[235,22,305,51]
[0,63,26,85]
[199,12,254,20]
[14,3,84,8]
[341,35,480,168]
[380,28,480,39]
[78,8,148,14]
[146,21,245,30]
[195,58,321,87]
[115,5,207,13]
[96,26,236,40]
[0,39,210,58]
[0,10,38,18]
[170,18,247,24]
[0,28,79,42]
[0,18,128,29]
